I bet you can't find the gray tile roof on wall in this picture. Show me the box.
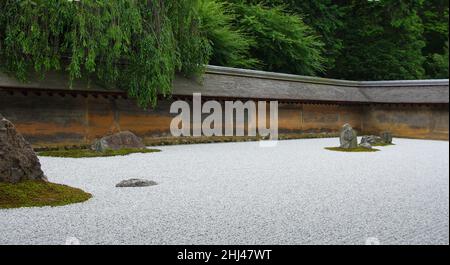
[1,65,449,104]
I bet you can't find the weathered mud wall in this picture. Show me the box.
[1,90,447,149]
[0,66,448,148]
[362,104,449,140]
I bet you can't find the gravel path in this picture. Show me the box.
[0,138,448,245]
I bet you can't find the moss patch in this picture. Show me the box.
[372,142,395,147]
[143,133,340,146]
[325,147,380,152]
[38,148,161,158]
[0,180,92,209]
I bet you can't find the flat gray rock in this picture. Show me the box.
[115,178,158,188]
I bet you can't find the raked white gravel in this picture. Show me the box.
[0,138,448,245]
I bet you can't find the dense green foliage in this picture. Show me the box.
[332,0,427,80]
[0,0,448,107]
[251,0,344,75]
[198,0,325,74]
[228,1,325,75]
[0,0,210,108]
[198,0,257,68]
[420,0,449,78]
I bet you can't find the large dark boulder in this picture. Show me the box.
[339,123,358,149]
[0,115,47,183]
[92,131,146,152]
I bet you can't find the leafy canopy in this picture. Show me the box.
[198,0,258,68]
[0,0,211,108]
[332,0,426,80]
[228,1,325,75]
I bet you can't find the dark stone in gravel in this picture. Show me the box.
[116,179,158,188]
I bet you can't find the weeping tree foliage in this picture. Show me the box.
[1,0,448,101]
[198,0,257,68]
[0,0,211,108]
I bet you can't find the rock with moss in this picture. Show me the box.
[360,135,384,145]
[359,142,373,149]
[0,116,47,183]
[339,124,358,149]
[92,131,145,152]
[381,132,393,144]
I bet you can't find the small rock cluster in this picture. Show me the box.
[359,133,393,149]
[92,131,157,188]
[339,123,393,150]
[360,135,384,146]
[0,114,47,183]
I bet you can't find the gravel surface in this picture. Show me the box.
[0,138,448,245]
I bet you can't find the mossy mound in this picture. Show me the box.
[0,180,92,209]
[38,148,161,158]
[325,147,380,152]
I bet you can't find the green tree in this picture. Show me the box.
[256,0,345,75]
[0,0,210,108]
[419,0,449,78]
[229,1,325,75]
[425,42,449,78]
[198,0,257,68]
[331,0,426,80]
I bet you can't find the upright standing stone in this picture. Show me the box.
[92,131,146,152]
[380,132,393,144]
[0,115,47,183]
[339,123,358,149]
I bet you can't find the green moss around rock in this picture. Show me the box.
[371,142,395,147]
[143,133,340,146]
[38,148,161,158]
[325,147,380,152]
[0,180,92,209]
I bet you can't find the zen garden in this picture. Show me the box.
[0,0,448,246]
